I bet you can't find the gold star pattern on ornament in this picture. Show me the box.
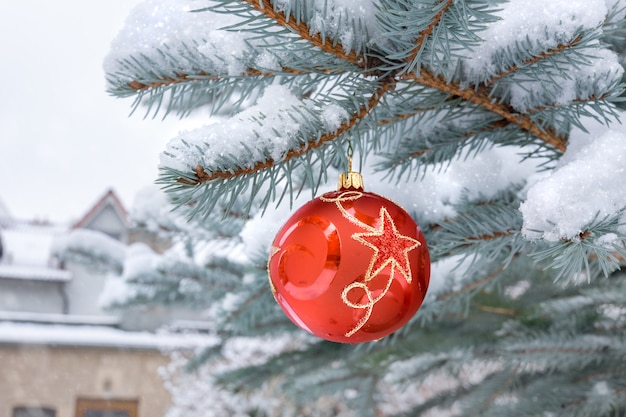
[352,207,420,283]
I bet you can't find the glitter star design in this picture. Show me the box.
[352,207,421,283]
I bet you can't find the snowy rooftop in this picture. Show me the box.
[0,322,218,350]
[0,264,72,282]
[1,222,66,266]
[0,310,120,326]
[0,222,72,283]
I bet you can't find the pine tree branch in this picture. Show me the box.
[128,70,213,91]
[438,263,507,301]
[380,119,516,173]
[468,368,518,417]
[575,367,626,383]
[242,0,367,68]
[476,304,518,317]
[462,230,518,245]
[530,92,613,113]
[177,80,395,185]
[124,0,570,158]
[512,347,605,355]
[486,35,584,86]
[225,284,267,321]
[403,70,568,152]
[394,3,570,153]
[125,67,316,92]
[406,0,455,66]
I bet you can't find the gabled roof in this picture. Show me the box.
[72,189,129,230]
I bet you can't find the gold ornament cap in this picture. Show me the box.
[338,157,364,191]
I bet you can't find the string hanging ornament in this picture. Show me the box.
[268,144,430,343]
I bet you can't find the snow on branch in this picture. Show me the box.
[521,129,626,243]
[53,229,126,274]
[237,0,369,67]
[169,80,391,186]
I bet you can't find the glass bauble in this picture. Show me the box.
[268,183,430,343]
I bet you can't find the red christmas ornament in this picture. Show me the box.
[268,166,430,343]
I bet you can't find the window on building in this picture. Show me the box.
[75,399,138,417]
[13,407,56,417]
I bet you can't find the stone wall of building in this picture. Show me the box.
[0,344,171,417]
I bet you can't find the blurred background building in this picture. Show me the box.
[0,190,199,417]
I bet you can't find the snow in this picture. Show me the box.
[102,0,626,309]
[507,48,622,112]
[104,0,380,82]
[98,274,135,308]
[520,128,626,241]
[162,333,307,417]
[458,0,623,111]
[1,223,65,267]
[321,103,350,132]
[0,322,217,350]
[97,243,159,308]
[53,228,127,266]
[296,0,381,54]
[104,0,247,79]
[130,184,183,236]
[123,242,160,279]
[462,0,607,80]
[160,84,313,172]
[592,381,612,396]
[0,264,72,282]
[0,310,119,326]
[0,223,72,280]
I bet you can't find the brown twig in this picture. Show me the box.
[128,71,214,91]
[406,0,455,66]
[487,36,583,86]
[391,0,569,152]
[378,118,513,172]
[476,304,518,317]
[404,69,568,152]
[512,347,604,355]
[127,67,312,91]
[530,92,612,113]
[575,367,626,383]
[242,0,365,68]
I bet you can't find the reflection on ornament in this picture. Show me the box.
[268,171,430,344]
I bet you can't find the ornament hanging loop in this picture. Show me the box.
[338,138,364,191]
[347,139,354,171]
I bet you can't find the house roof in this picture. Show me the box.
[0,310,119,326]
[0,322,219,350]
[0,264,72,282]
[0,223,66,266]
[72,189,129,230]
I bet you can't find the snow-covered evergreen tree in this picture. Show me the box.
[87,0,626,415]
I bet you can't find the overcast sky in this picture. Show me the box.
[0,1,190,224]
